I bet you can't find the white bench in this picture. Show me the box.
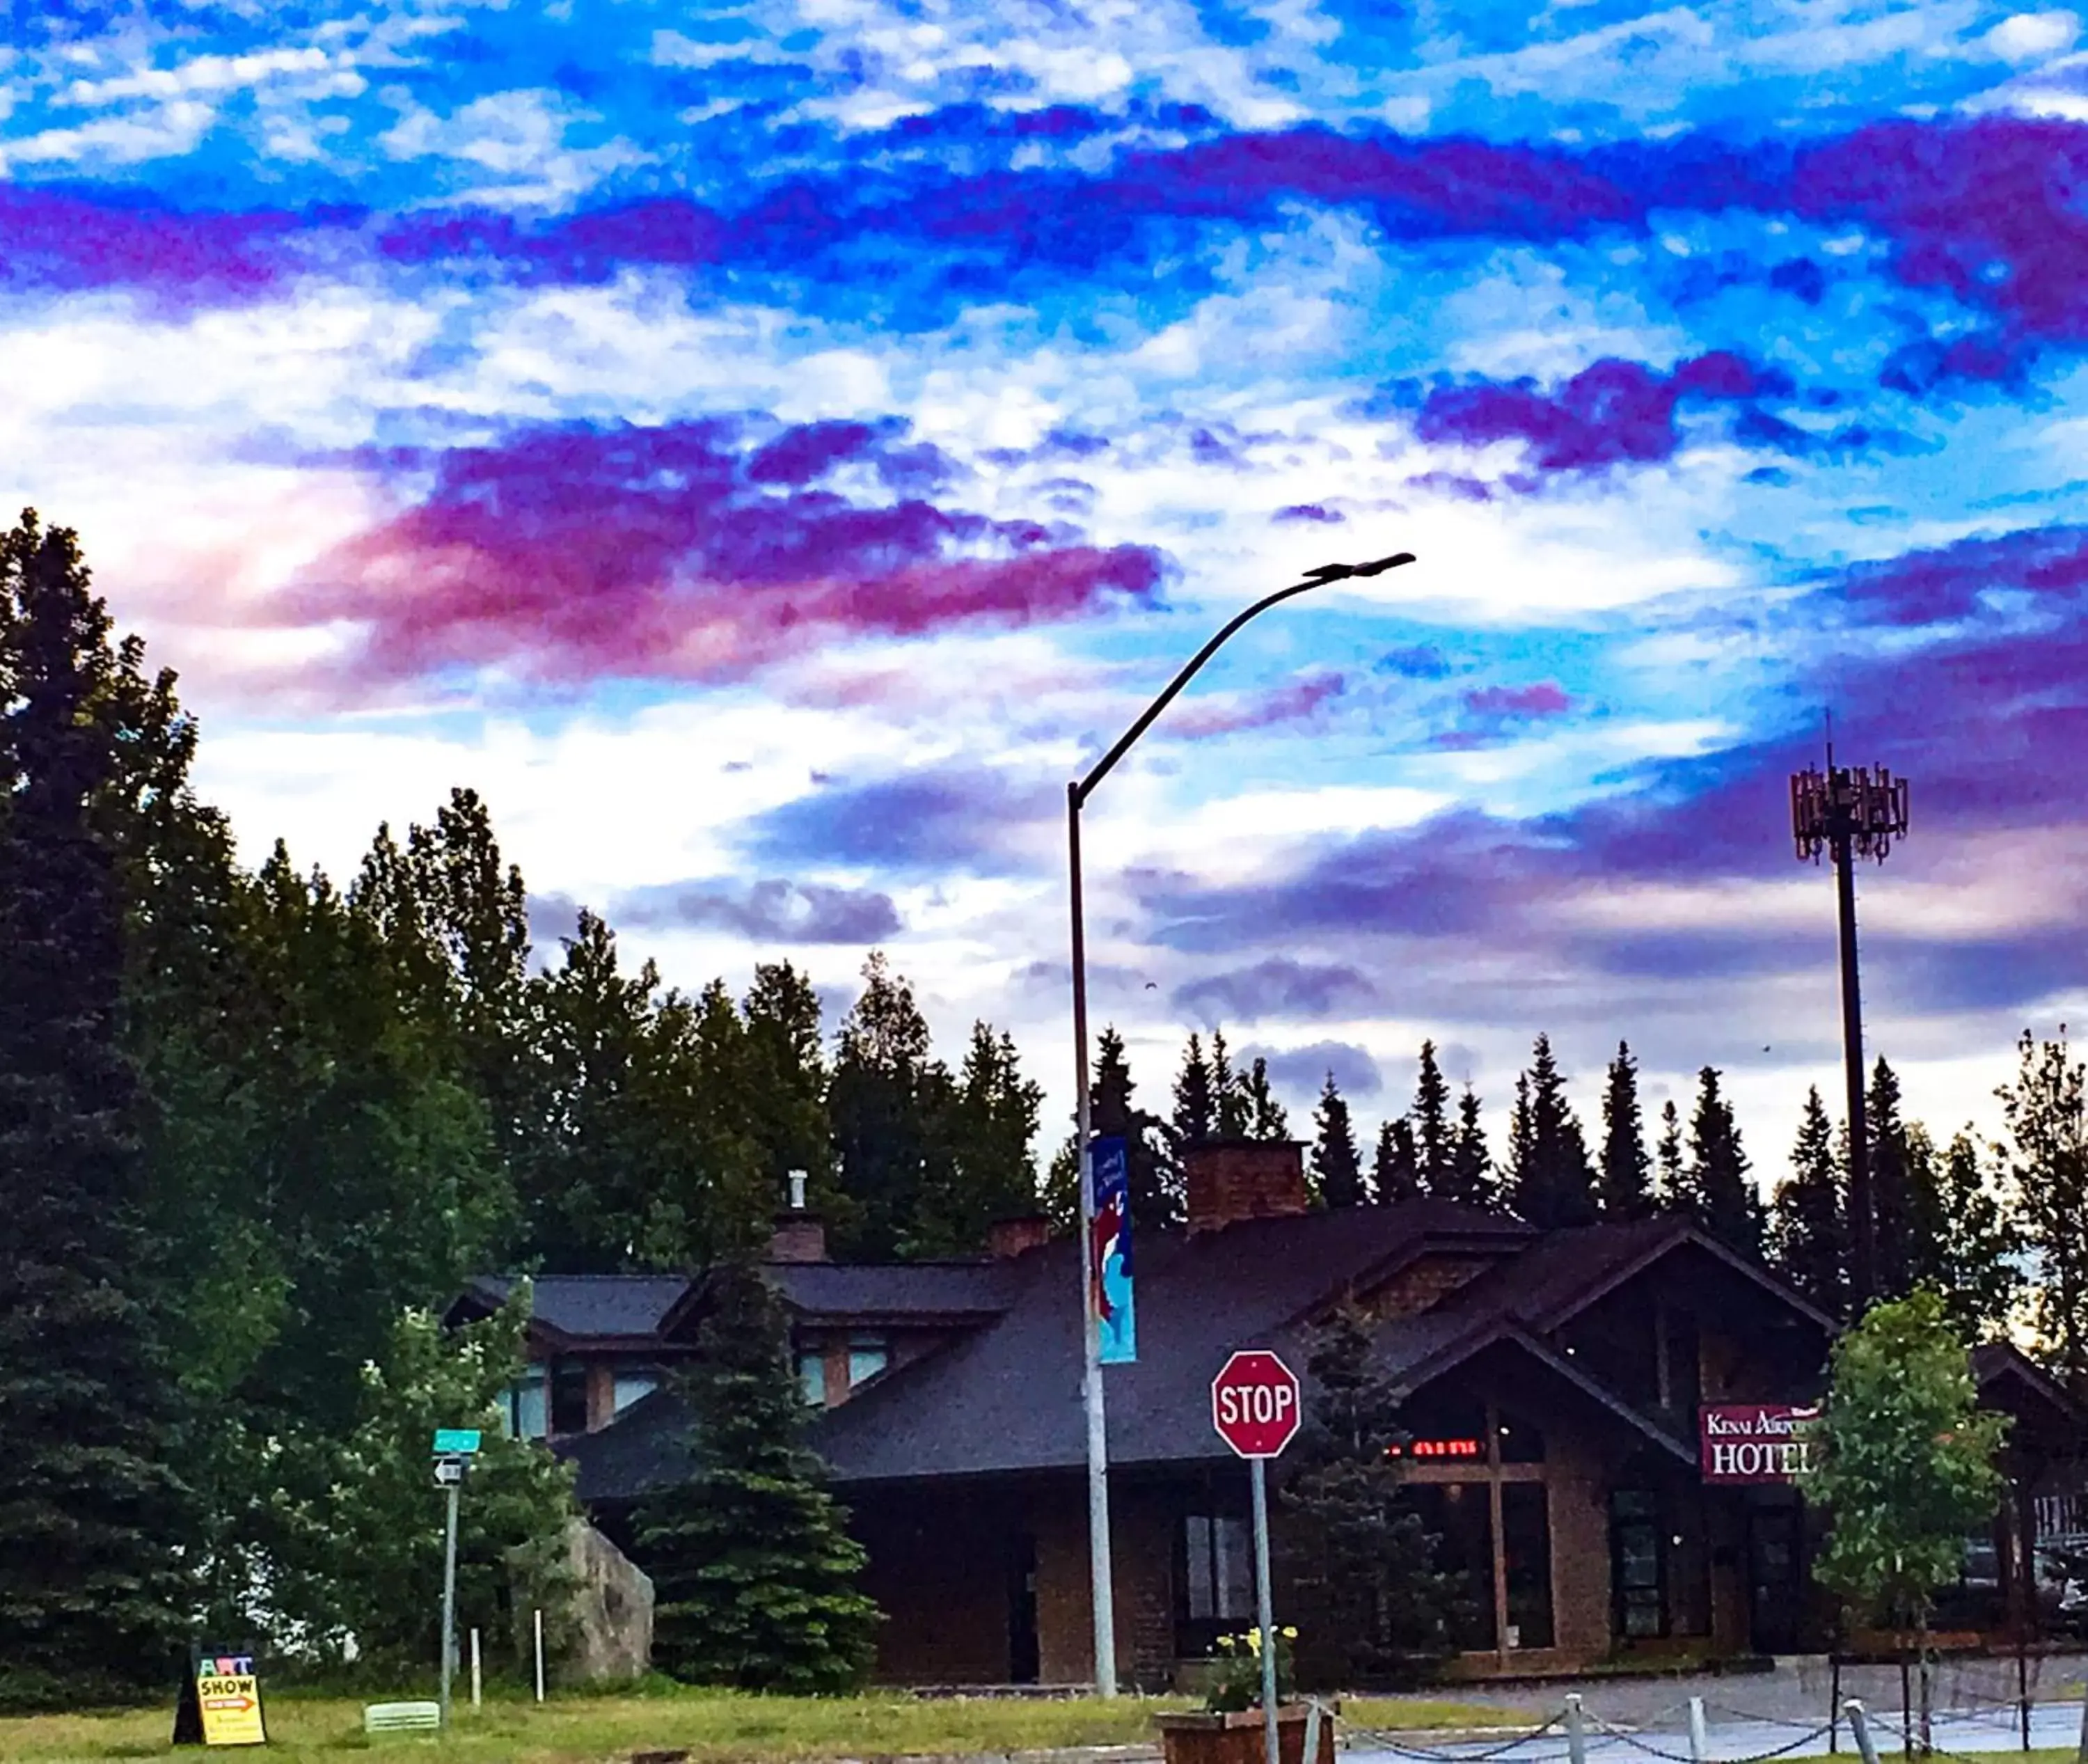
[363,1702,443,1734]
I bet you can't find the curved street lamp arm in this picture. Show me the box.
[1070,551,1416,806]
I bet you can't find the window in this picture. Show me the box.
[1502,1482,1555,1648]
[1611,1490,1664,1639]
[549,1360,590,1436]
[1403,1483,1496,1651]
[847,1335,889,1389]
[798,1350,828,1407]
[612,1370,659,1416]
[505,1367,547,1441]
[1183,1515,1253,1621]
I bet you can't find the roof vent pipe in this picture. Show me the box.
[787,1169,809,1212]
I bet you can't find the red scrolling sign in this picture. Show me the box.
[1699,1403,1820,1483]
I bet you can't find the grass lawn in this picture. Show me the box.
[0,1685,1531,1764]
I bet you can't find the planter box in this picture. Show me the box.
[1157,1706,1335,1764]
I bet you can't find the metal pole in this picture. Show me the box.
[1068,785,1118,1699]
[1565,1694,1587,1764]
[440,1477,461,1726]
[1252,1456,1281,1764]
[1834,825,1876,1311]
[470,1628,482,1710]
[1304,1699,1323,1764]
[533,1607,546,1703]
[1688,1696,1709,1764]
[2075,1664,2088,1764]
[1832,1655,1843,1754]
[1850,1701,1883,1764]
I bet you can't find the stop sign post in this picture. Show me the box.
[1211,1352,1301,1764]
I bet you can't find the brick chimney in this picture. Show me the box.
[768,1168,828,1263]
[1184,1139,1310,1235]
[987,1214,1051,1259]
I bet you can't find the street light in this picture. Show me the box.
[1066,549,1416,1694]
[1789,743,1910,1312]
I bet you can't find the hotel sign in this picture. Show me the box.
[1700,1403,1819,1483]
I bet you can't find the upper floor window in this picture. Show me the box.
[848,1335,889,1389]
[549,1360,590,1436]
[505,1367,547,1441]
[798,1349,828,1407]
[612,1369,659,1416]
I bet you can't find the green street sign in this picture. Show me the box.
[432,1428,482,1456]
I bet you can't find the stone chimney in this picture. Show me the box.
[987,1214,1052,1259]
[1184,1139,1310,1235]
[768,1168,828,1263]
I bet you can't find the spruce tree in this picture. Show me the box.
[0,512,193,1704]
[1685,1066,1762,1257]
[1868,1057,1917,1300]
[1411,1041,1452,1194]
[1212,1027,1251,1139]
[1506,1034,1597,1227]
[1599,1041,1653,1219]
[1242,1055,1290,1140]
[1091,1025,1178,1230]
[924,1022,1042,1250]
[1997,1030,2088,1385]
[1771,1087,1846,1318]
[1283,1307,1464,1683]
[1312,1073,1365,1208]
[1913,1129,2021,1341]
[1654,1100,1684,1209]
[636,1259,879,1690]
[1374,1118,1419,1203]
[1173,1032,1217,1151]
[830,952,943,1258]
[1446,1084,1494,1210]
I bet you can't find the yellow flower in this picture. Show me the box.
[1281,1627,1298,1640]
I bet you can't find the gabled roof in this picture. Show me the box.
[448,1274,694,1346]
[657,1259,1018,1339]
[1972,1341,2088,1438]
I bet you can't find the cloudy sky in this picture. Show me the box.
[6,0,2086,1186]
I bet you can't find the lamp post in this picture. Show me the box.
[1067,549,1416,1694]
[1789,744,1910,1313]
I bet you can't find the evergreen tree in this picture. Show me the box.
[1654,1099,1684,1208]
[1242,1055,1290,1140]
[1283,1308,1465,1684]
[1505,1034,1597,1227]
[1373,1118,1419,1204]
[636,1259,879,1691]
[1868,1057,1917,1300]
[1770,1087,1846,1318]
[1212,1027,1251,1139]
[917,1023,1042,1252]
[1411,1041,1452,1194]
[1091,1025,1178,1231]
[1173,1032,1217,1151]
[830,952,943,1259]
[0,512,193,1704]
[1913,1129,2022,1341]
[1446,1085,1494,1210]
[1997,1030,2088,1387]
[1684,1066,1762,1257]
[740,961,835,1214]
[1599,1041,1653,1219]
[1312,1073,1365,1208]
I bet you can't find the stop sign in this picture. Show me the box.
[1210,1349,1302,1459]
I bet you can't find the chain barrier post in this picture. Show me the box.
[2075,1667,2088,1764]
[1687,1697,1709,1764]
[1304,1699,1322,1764]
[1566,1694,1587,1764]
[1832,1657,1842,1755]
[1849,1700,1883,1764]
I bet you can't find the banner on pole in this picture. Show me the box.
[1089,1135,1136,1364]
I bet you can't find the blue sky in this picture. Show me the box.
[6,0,2088,1174]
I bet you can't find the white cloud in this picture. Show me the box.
[1985,9,2081,61]
[377,88,651,207]
[0,97,214,170]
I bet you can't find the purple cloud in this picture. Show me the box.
[615,877,901,943]
[1171,671,1346,739]
[749,763,1057,873]
[1173,956,1384,1023]
[1245,1039,1384,1102]
[1416,353,1759,473]
[290,418,1161,686]
[1274,503,1344,523]
[1464,682,1572,717]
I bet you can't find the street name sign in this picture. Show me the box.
[432,1428,482,1456]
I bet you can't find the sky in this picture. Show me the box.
[6,0,2088,1192]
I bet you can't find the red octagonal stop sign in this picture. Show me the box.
[1210,1349,1302,1459]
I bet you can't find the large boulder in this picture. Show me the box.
[558,1520,654,1683]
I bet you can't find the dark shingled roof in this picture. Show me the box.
[754,1261,1015,1323]
[452,1274,693,1343]
[556,1205,1828,1502]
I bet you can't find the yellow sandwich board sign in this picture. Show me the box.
[174,1650,267,1747]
